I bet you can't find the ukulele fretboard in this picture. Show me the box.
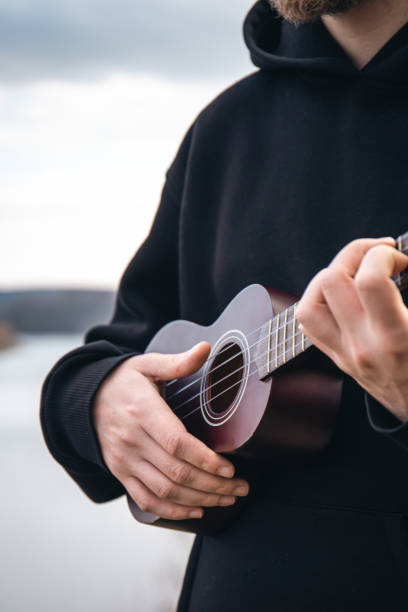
[254,302,312,380]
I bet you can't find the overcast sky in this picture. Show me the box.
[0,1,253,82]
[0,0,254,288]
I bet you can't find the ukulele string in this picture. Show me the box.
[167,322,293,404]
[173,343,269,414]
[166,305,298,402]
[172,334,308,416]
[169,235,406,407]
[164,319,274,389]
[180,337,308,423]
[166,254,407,392]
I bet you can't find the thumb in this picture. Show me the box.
[134,341,211,382]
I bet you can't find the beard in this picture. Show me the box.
[268,0,366,25]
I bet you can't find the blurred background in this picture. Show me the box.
[0,1,253,610]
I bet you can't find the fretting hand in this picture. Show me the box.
[295,237,408,423]
[92,342,249,521]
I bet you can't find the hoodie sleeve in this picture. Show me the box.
[40,125,194,503]
[365,392,408,452]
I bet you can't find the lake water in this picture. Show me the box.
[0,335,194,612]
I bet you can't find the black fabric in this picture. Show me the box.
[183,505,408,611]
[40,1,408,609]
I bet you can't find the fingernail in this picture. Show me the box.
[217,466,235,478]
[189,509,203,518]
[234,485,249,496]
[220,496,236,506]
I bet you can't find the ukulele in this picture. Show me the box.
[127,232,408,534]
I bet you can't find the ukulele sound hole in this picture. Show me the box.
[207,342,244,414]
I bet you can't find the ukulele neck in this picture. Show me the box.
[255,302,312,380]
[255,231,408,381]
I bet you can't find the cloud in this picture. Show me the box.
[0,74,233,287]
[0,0,254,83]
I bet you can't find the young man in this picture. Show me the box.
[41,0,408,609]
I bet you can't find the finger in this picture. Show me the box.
[298,238,396,342]
[329,237,396,277]
[117,388,237,480]
[355,245,408,327]
[139,428,249,496]
[318,267,364,335]
[320,238,395,332]
[144,414,237,478]
[134,460,237,507]
[133,342,211,382]
[126,476,204,521]
[296,270,341,354]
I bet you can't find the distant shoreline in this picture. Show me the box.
[0,288,116,335]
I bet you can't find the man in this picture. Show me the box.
[40,0,408,609]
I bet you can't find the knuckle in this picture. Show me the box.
[197,448,219,473]
[368,243,389,256]
[200,457,217,473]
[316,267,331,285]
[350,238,365,250]
[170,462,191,485]
[155,481,174,500]
[133,494,151,514]
[125,399,143,418]
[352,345,373,371]
[355,271,378,292]
[165,432,183,456]
[116,427,134,447]
[203,494,218,507]
[382,334,406,360]
[320,267,342,292]
[109,445,127,468]
[169,507,187,520]
[215,480,232,494]
[137,500,151,513]
[295,300,317,330]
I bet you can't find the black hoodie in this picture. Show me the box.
[40,1,408,609]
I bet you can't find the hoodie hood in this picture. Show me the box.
[243,0,408,85]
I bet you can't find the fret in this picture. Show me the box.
[292,303,301,354]
[282,308,288,364]
[254,320,272,380]
[284,303,296,362]
[255,302,313,380]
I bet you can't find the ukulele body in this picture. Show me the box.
[127,284,343,534]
